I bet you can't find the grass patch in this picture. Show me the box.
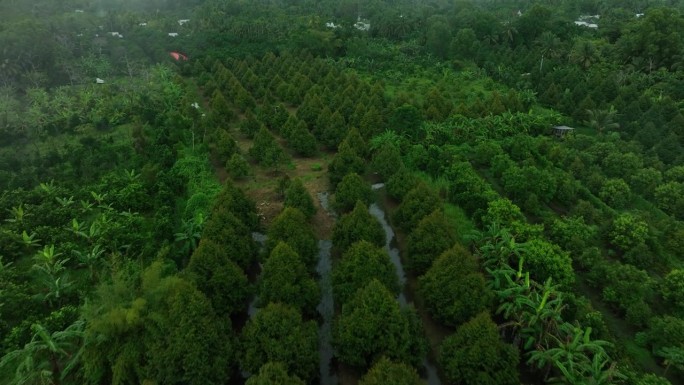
[443,203,475,245]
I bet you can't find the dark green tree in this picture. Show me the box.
[371,142,402,181]
[393,183,441,232]
[328,139,366,189]
[288,120,318,157]
[358,357,422,385]
[333,241,400,305]
[386,166,420,201]
[322,110,347,149]
[332,201,385,254]
[406,209,457,274]
[284,178,316,219]
[83,262,235,385]
[246,362,305,385]
[333,280,421,369]
[226,153,250,179]
[333,173,373,214]
[439,312,519,385]
[186,239,250,316]
[266,208,317,268]
[419,245,492,327]
[249,126,286,169]
[258,242,319,316]
[523,239,575,288]
[240,303,318,381]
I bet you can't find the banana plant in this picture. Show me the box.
[528,323,618,385]
[0,320,84,385]
[657,346,684,375]
[5,203,30,224]
[20,230,41,248]
[73,244,105,281]
[39,180,57,196]
[55,196,75,207]
[174,213,205,255]
[0,255,12,272]
[33,244,62,267]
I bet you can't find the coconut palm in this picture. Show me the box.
[569,39,599,69]
[585,107,619,135]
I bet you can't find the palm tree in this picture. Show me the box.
[569,39,599,69]
[585,107,620,135]
[0,320,84,385]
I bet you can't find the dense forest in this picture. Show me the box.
[1,0,684,384]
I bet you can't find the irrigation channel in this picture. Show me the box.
[244,188,440,385]
[316,192,338,385]
[319,185,442,385]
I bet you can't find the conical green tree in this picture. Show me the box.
[284,178,316,219]
[333,241,400,305]
[419,245,492,327]
[258,242,319,316]
[439,312,519,385]
[332,201,385,254]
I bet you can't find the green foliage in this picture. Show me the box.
[284,178,316,219]
[202,210,256,269]
[227,153,250,180]
[0,320,84,385]
[288,120,318,157]
[212,181,259,230]
[609,213,648,252]
[655,182,684,219]
[439,312,519,385]
[83,261,235,385]
[599,178,631,209]
[328,137,366,189]
[646,316,684,355]
[245,362,305,385]
[393,183,441,232]
[593,261,653,326]
[406,209,457,274]
[445,161,498,215]
[258,242,319,315]
[386,166,420,201]
[371,142,402,180]
[332,241,399,305]
[548,216,596,256]
[389,104,423,141]
[240,303,318,381]
[249,126,286,168]
[523,239,575,288]
[333,173,373,214]
[332,201,385,254]
[358,357,422,385]
[333,280,424,369]
[419,245,492,327]
[266,208,317,268]
[662,269,684,312]
[502,165,557,204]
[186,239,250,316]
